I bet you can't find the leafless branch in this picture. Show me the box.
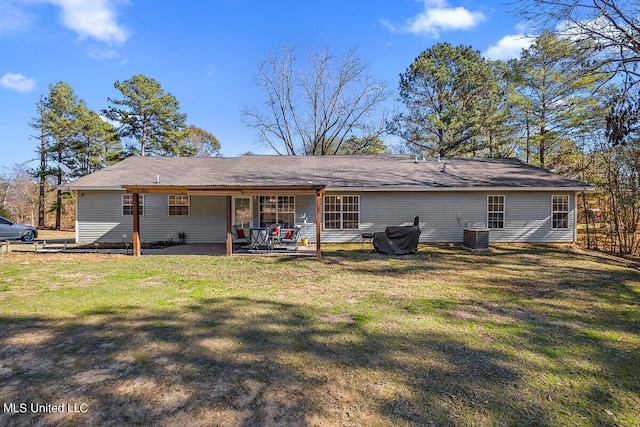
[243,46,390,155]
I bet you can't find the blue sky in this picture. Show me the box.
[0,0,536,170]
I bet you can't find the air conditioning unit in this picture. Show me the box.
[463,228,489,250]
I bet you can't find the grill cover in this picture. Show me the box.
[373,223,421,255]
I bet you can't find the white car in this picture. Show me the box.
[0,216,38,242]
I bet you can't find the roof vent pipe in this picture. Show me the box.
[422,152,426,161]
[437,154,441,163]
[155,174,160,184]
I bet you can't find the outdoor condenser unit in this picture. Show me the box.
[463,228,489,250]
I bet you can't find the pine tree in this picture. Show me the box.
[104,75,189,157]
[392,43,509,157]
[508,32,610,169]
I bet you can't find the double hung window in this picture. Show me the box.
[169,195,190,216]
[487,195,505,229]
[552,195,569,229]
[324,195,360,230]
[259,196,295,228]
[122,194,143,216]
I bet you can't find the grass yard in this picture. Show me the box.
[0,244,638,426]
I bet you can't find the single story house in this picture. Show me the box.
[61,155,592,256]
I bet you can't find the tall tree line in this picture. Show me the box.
[30,75,221,229]
[511,0,640,254]
[391,35,611,164]
[31,82,121,229]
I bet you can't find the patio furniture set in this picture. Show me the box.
[231,224,302,253]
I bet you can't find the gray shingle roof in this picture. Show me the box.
[62,155,591,191]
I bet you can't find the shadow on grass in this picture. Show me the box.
[1,245,638,426]
[2,295,637,426]
[0,295,550,426]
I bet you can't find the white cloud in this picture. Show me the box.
[1,0,130,44]
[0,73,37,92]
[484,34,536,60]
[384,0,485,38]
[556,16,625,46]
[0,0,37,35]
[88,45,126,61]
[49,0,129,44]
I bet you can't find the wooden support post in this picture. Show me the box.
[226,195,232,256]
[132,192,141,256]
[316,190,322,258]
[574,190,578,243]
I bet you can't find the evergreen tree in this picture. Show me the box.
[104,74,189,156]
[30,82,122,229]
[508,32,610,169]
[29,97,50,228]
[335,135,387,155]
[43,82,79,230]
[392,43,509,157]
[70,102,122,176]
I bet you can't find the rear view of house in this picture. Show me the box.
[62,155,591,252]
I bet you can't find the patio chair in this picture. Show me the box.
[250,228,272,253]
[231,225,249,249]
[268,223,281,243]
[280,225,302,249]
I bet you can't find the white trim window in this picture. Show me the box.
[168,194,190,216]
[259,196,295,228]
[324,195,360,230]
[552,195,570,229]
[487,195,505,229]
[122,194,143,216]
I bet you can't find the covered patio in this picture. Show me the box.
[123,184,326,258]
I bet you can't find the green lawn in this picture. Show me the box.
[0,245,638,426]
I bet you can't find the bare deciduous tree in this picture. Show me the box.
[243,46,389,155]
[0,165,37,225]
[513,0,640,78]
